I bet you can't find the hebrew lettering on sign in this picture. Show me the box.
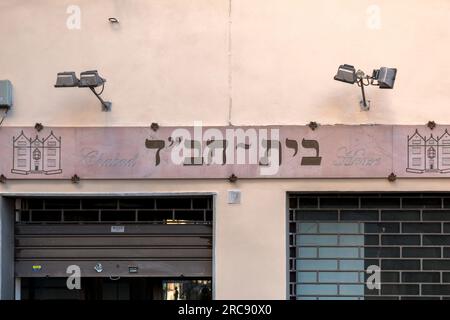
[1,125,398,179]
[300,139,322,166]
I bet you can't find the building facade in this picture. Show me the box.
[2,0,450,300]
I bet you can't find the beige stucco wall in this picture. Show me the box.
[4,179,450,300]
[1,0,450,126]
[2,0,450,299]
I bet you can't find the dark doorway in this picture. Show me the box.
[20,277,212,300]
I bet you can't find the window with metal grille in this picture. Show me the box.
[295,222,365,300]
[17,196,213,224]
[289,192,450,300]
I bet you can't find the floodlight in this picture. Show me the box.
[375,67,397,89]
[54,70,111,111]
[334,64,356,84]
[54,72,79,88]
[334,64,398,111]
[79,70,105,88]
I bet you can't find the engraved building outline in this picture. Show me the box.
[406,129,450,174]
[11,131,62,175]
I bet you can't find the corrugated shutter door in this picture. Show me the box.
[14,197,213,278]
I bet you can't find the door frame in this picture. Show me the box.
[1,192,217,300]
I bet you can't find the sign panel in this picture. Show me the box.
[0,124,442,179]
[393,126,450,177]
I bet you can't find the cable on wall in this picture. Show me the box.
[0,109,8,127]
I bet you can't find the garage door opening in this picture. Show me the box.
[20,278,212,300]
[14,196,213,300]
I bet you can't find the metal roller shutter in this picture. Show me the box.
[15,196,213,278]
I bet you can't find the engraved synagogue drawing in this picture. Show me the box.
[11,131,62,175]
[407,129,450,174]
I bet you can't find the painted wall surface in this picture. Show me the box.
[4,179,450,300]
[1,1,450,300]
[1,0,450,126]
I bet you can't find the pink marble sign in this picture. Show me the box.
[0,125,396,179]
